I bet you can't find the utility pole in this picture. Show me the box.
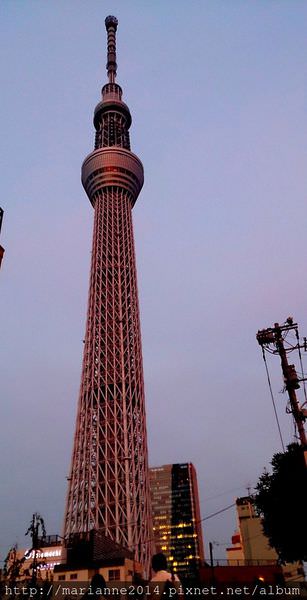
[0,207,5,269]
[256,317,307,447]
[209,542,215,584]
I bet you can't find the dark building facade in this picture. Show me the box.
[150,463,205,580]
[53,530,143,583]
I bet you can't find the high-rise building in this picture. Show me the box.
[63,17,151,573]
[150,463,205,580]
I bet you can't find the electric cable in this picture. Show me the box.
[200,503,235,523]
[130,502,237,550]
[261,347,285,452]
[295,327,307,407]
[202,483,257,503]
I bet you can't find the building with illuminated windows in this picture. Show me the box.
[8,536,65,581]
[149,463,204,580]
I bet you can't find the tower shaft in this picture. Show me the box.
[64,17,151,571]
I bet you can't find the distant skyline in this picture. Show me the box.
[1,0,307,563]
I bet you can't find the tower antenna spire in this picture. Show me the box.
[105,15,118,83]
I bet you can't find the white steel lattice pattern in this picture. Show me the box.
[64,187,151,570]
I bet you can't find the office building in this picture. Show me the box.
[150,463,204,579]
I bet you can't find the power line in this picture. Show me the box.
[1,502,238,557]
[0,501,239,565]
[200,503,236,523]
[261,347,285,452]
[131,502,237,550]
[295,327,307,407]
[202,483,257,503]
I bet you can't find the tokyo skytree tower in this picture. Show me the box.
[63,16,152,571]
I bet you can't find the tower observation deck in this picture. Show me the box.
[63,16,152,572]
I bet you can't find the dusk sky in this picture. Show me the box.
[1,0,307,564]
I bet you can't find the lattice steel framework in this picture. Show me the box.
[63,16,152,572]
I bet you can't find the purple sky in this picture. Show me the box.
[1,0,307,563]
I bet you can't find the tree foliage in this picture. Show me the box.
[3,544,26,583]
[254,443,307,563]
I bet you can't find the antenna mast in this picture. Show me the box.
[105,15,118,83]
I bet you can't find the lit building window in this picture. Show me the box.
[109,569,121,581]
